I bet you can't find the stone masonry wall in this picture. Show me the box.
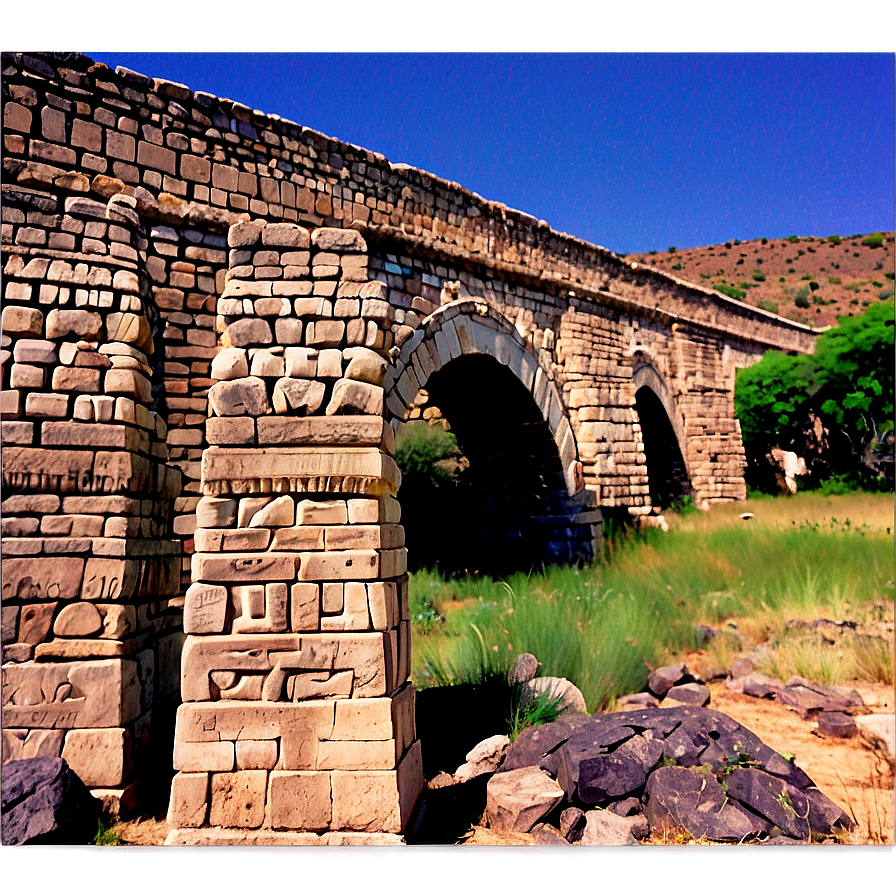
[165,221,421,843]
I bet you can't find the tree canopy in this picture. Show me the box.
[735,300,894,490]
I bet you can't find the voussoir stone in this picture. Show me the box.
[208,377,270,417]
[486,766,564,833]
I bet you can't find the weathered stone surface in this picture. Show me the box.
[508,652,539,684]
[454,734,510,783]
[61,728,129,788]
[501,715,588,776]
[520,676,587,715]
[312,227,366,252]
[1,757,101,845]
[183,583,229,634]
[665,682,711,707]
[211,348,249,381]
[580,809,640,845]
[560,806,586,842]
[856,714,895,767]
[486,765,564,833]
[325,379,384,416]
[343,347,387,385]
[272,377,326,415]
[644,766,768,842]
[269,771,331,830]
[248,495,295,528]
[648,663,688,698]
[776,677,865,718]
[53,603,103,638]
[208,770,267,828]
[167,772,209,828]
[814,711,858,739]
[208,377,270,416]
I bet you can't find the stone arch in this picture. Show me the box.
[631,355,693,507]
[385,299,582,496]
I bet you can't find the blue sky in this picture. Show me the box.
[86,52,894,255]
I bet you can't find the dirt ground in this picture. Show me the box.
[110,680,894,847]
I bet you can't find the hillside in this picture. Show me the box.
[625,232,894,328]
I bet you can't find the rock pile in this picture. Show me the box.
[465,704,853,844]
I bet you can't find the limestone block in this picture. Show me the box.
[317,349,344,379]
[201,448,401,497]
[210,348,249,381]
[237,497,272,527]
[322,584,344,614]
[61,727,130,787]
[35,638,133,659]
[321,582,370,631]
[270,526,326,551]
[306,320,345,347]
[208,377,270,416]
[195,497,237,528]
[311,228,366,252]
[191,552,299,583]
[272,378,325,415]
[209,771,267,828]
[297,500,348,525]
[318,739,397,770]
[25,392,69,418]
[17,602,57,644]
[249,349,286,377]
[184,583,229,634]
[226,319,273,347]
[82,557,140,601]
[379,548,408,579]
[257,416,390,448]
[290,583,320,632]
[343,347,387,386]
[206,417,256,445]
[347,498,379,524]
[180,633,389,702]
[262,223,310,248]
[2,659,141,728]
[194,528,272,552]
[298,550,379,582]
[284,347,318,378]
[104,369,152,403]
[232,583,288,634]
[366,581,398,632]
[269,771,332,830]
[98,605,135,640]
[331,692,407,742]
[248,495,295,528]
[2,557,84,601]
[167,772,209,828]
[1,729,65,764]
[175,738,235,773]
[45,309,103,340]
[236,739,279,770]
[330,740,422,833]
[1,305,44,336]
[54,603,103,638]
[326,379,383,416]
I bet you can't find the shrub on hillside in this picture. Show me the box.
[862,233,885,249]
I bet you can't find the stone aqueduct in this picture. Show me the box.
[0,54,818,843]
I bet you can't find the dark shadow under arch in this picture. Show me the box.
[397,354,593,576]
[635,385,692,508]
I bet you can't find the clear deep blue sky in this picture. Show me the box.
[89,52,894,256]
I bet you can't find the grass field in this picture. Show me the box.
[409,492,895,711]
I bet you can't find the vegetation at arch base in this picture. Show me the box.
[735,299,894,492]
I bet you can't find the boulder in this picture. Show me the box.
[616,692,659,709]
[580,809,640,845]
[724,767,812,840]
[647,663,688,698]
[814,711,858,739]
[856,714,895,769]
[777,677,865,718]
[520,676,587,715]
[1,757,101,845]
[644,766,769,842]
[665,682,711,707]
[454,734,510,783]
[555,721,637,801]
[559,806,586,842]
[500,715,588,776]
[486,766,565,833]
[508,652,539,684]
[530,822,569,845]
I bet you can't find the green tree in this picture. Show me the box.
[735,301,894,489]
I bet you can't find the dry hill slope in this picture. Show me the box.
[626,232,894,328]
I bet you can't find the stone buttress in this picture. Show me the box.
[165,222,423,844]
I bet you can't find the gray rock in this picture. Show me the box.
[486,766,565,833]
[777,677,865,718]
[724,767,812,840]
[580,809,640,845]
[530,822,570,845]
[856,714,895,768]
[556,721,637,801]
[520,676,587,715]
[508,652,539,684]
[815,711,858,739]
[500,715,588,777]
[1,758,101,845]
[560,806,586,842]
[665,682,711,706]
[616,692,659,709]
[644,766,769,842]
[648,663,688,698]
[454,734,509,783]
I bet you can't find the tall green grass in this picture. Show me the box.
[410,494,895,711]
